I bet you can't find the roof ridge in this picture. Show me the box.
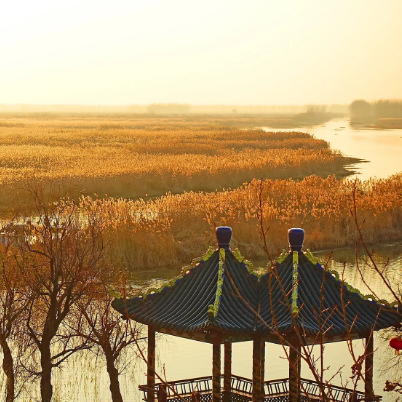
[291,251,300,316]
[208,248,226,318]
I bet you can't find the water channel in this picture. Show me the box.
[21,119,402,401]
[271,119,402,181]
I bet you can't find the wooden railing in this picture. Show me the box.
[139,375,252,400]
[139,375,212,400]
[231,374,253,396]
[139,375,244,399]
[264,378,370,401]
[139,375,378,401]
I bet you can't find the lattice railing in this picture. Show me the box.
[299,378,367,402]
[139,375,377,401]
[139,374,251,400]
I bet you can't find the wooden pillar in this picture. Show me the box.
[224,343,232,402]
[260,339,266,400]
[213,343,221,402]
[253,337,264,402]
[191,391,201,402]
[147,326,156,402]
[289,343,301,402]
[157,384,167,402]
[365,335,374,400]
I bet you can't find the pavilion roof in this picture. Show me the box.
[260,251,401,342]
[112,228,402,344]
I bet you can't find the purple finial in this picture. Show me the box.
[216,226,232,251]
[288,228,304,252]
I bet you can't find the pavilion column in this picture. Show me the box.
[213,343,221,402]
[147,326,156,402]
[253,337,265,402]
[289,342,301,402]
[224,343,232,402]
[365,334,374,400]
[260,339,266,399]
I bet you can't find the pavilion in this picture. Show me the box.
[112,227,402,402]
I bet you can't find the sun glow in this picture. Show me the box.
[1,0,402,105]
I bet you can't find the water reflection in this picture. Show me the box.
[263,119,402,181]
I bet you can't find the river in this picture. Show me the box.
[264,119,402,181]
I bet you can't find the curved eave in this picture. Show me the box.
[258,252,402,339]
[111,250,263,335]
[112,251,220,332]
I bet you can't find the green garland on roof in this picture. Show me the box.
[202,246,216,261]
[232,248,269,279]
[304,250,394,307]
[232,248,253,272]
[232,248,244,263]
[304,249,318,265]
[277,249,288,264]
[208,248,226,318]
[135,246,216,300]
[291,251,299,315]
[340,281,393,306]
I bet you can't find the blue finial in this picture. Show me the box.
[216,226,232,251]
[288,228,304,252]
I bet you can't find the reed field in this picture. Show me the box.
[377,118,402,129]
[0,113,398,267]
[74,174,402,272]
[0,113,355,215]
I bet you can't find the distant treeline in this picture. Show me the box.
[146,103,347,115]
[349,99,402,127]
[0,103,349,115]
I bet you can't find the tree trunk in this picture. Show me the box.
[40,342,53,402]
[0,337,15,402]
[365,335,374,400]
[105,349,123,402]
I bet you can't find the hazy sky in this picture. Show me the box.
[1,0,402,105]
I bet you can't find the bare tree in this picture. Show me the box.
[0,233,31,402]
[305,104,327,114]
[14,196,106,402]
[73,285,142,402]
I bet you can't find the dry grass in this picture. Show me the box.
[0,114,353,215]
[377,118,402,129]
[0,115,336,183]
[74,174,402,272]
